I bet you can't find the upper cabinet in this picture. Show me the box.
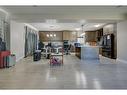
[96,28,103,42]
[63,31,76,41]
[85,31,97,42]
[39,31,63,42]
[63,31,70,40]
[85,28,103,43]
[39,31,77,42]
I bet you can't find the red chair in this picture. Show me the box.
[0,51,10,68]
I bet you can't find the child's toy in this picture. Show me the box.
[50,57,62,66]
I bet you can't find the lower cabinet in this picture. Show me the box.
[75,47,81,59]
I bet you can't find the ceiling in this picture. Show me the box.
[1,6,127,31]
[30,22,105,31]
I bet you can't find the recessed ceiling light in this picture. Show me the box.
[94,24,101,27]
[75,28,81,31]
[46,19,57,24]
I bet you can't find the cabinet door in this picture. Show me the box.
[85,32,96,42]
[63,31,76,41]
[39,32,50,41]
[71,31,76,41]
[63,32,69,40]
[39,31,63,41]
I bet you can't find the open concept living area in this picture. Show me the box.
[0,6,127,89]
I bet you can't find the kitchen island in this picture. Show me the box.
[75,45,100,60]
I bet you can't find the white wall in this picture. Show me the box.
[117,21,127,63]
[10,21,25,62]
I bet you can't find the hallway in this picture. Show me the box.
[0,54,127,89]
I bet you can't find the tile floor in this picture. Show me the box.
[0,54,127,89]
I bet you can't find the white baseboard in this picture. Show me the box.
[117,58,127,64]
[16,56,24,62]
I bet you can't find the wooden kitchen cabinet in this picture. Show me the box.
[63,31,70,40]
[63,31,76,41]
[85,31,97,42]
[39,31,63,41]
[39,31,76,42]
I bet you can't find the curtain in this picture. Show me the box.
[0,19,9,50]
[25,26,38,57]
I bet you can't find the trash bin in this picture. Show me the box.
[6,54,16,67]
[33,50,41,61]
